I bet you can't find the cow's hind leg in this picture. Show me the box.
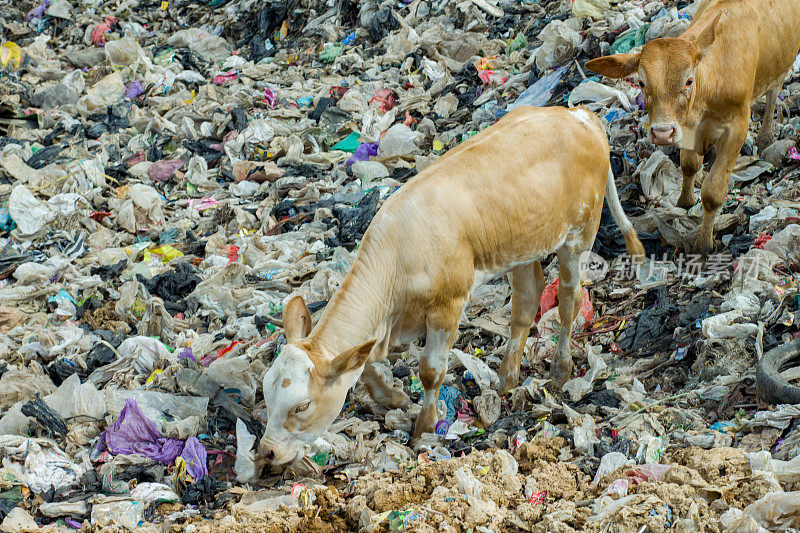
[549,246,584,390]
[756,88,779,154]
[498,261,545,395]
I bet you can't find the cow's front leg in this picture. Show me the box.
[677,148,702,209]
[362,362,411,409]
[411,304,462,442]
[693,115,748,257]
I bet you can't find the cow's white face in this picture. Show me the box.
[259,344,323,465]
[258,296,376,467]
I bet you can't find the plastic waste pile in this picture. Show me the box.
[0,0,799,530]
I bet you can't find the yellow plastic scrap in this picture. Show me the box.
[0,42,22,69]
[173,457,193,495]
[572,0,610,19]
[143,244,184,264]
[145,368,163,385]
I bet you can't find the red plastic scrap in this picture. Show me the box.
[203,341,241,366]
[329,86,349,101]
[227,244,240,264]
[92,16,118,47]
[477,70,508,85]
[123,152,145,166]
[89,211,111,222]
[369,89,397,113]
[535,278,594,327]
[529,490,549,506]
[754,231,772,249]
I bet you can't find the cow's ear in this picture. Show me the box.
[329,339,376,376]
[283,295,311,342]
[585,53,640,79]
[693,12,722,63]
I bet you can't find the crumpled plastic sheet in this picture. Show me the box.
[98,398,204,466]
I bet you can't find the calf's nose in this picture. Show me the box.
[650,125,675,145]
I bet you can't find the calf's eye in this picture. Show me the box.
[293,401,311,415]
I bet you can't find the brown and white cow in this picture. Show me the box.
[586,0,800,256]
[258,106,644,466]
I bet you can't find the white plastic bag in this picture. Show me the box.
[76,72,125,116]
[452,348,499,392]
[455,467,483,499]
[568,80,636,111]
[575,415,600,455]
[592,452,634,485]
[8,185,52,238]
[747,450,800,483]
[534,20,581,71]
[721,491,800,532]
[701,310,759,339]
[634,151,682,203]
[234,418,264,484]
[377,124,420,158]
[44,374,105,420]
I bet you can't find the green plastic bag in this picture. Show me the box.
[332,132,362,152]
[319,42,343,63]
[505,32,528,55]
[610,23,651,54]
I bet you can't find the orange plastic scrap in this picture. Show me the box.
[473,56,498,70]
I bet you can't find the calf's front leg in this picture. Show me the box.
[677,148,702,209]
[412,305,462,441]
[693,116,748,257]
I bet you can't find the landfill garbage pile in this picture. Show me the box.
[0,0,799,530]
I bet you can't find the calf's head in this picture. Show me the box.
[585,15,719,147]
[258,295,375,466]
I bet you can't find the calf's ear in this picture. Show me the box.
[693,12,722,63]
[283,295,312,342]
[329,339,376,377]
[585,53,640,79]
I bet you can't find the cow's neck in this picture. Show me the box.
[307,253,391,359]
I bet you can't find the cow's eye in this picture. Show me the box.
[293,401,311,415]
[685,78,694,88]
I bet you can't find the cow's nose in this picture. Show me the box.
[650,125,675,145]
[263,449,275,461]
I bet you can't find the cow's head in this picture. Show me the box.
[258,295,375,466]
[585,15,720,146]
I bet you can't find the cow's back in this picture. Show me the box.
[359,106,610,307]
[687,0,800,100]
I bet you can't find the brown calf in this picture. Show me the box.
[586,0,800,256]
